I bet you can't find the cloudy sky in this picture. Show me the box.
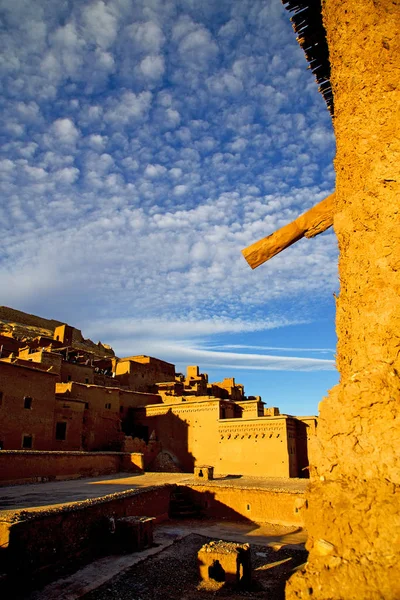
[0,0,338,415]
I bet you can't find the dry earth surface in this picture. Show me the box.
[81,533,307,600]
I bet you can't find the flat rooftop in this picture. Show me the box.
[0,472,308,514]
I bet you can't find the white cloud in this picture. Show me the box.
[105,91,152,125]
[165,108,181,128]
[55,167,80,184]
[173,184,188,196]
[169,167,182,179]
[0,0,338,396]
[51,118,80,145]
[144,163,167,178]
[83,317,335,372]
[82,1,119,50]
[173,17,219,68]
[139,55,165,80]
[86,134,108,151]
[128,21,165,53]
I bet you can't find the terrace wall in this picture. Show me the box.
[0,451,144,486]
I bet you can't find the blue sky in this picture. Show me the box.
[0,0,338,416]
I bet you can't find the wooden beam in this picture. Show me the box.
[242,193,335,269]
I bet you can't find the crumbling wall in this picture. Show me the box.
[287,1,400,598]
[1,485,172,592]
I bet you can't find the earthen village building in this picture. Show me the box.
[1,0,397,596]
[0,306,316,479]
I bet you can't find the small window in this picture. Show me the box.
[85,378,89,384]
[22,435,33,449]
[85,402,89,409]
[67,375,72,382]
[105,403,111,409]
[120,405,124,413]
[0,391,3,407]
[55,422,67,441]
[24,397,32,409]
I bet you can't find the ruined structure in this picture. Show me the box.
[0,307,316,479]
[243,1,400,597]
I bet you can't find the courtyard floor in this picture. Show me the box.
[0,472,307,514]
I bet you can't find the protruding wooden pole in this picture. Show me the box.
[242,193,335,269]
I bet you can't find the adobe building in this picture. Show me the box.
[131,395,315,477]
[0,307,317,479]
[113,355,175,392]
[55,382,162,451]
[0,361,57,450]
[0,333,25,358]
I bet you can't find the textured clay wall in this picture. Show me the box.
[0,362,56,450]
[18,349,63,374]
[287,2,400,599]
[60,361,94,384]
[217,417,295,477]
[53,398,85,450]
[184,485,305,526]
[1,485,171,589]
[57,383,123,451]
[119,389,161,409]
[134,399,222,471]
[0,451,143,485]
[234,400,264,418]
[115,357,175,392]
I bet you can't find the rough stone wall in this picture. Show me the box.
[287,1,400,598]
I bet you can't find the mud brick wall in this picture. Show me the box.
[0,451,144,485]
[286,1,400,598]
[183,484,306,526]
[0,485,173,591]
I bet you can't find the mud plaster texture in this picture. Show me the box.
[286,1,400,599]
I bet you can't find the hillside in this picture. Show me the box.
[0,306,114,357]
[0,306,63,335]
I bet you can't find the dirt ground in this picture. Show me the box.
[82,533,307,600]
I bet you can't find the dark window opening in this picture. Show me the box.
[128,424,149,443]
[105,403,111,409]
[24,396,32,409]
[56,422,67,441]
[85,378,89,384]
[84,402,89,409]
[67,375,72,382]
[120,405,124,413]
[22,435,33,449]
[0,391,3,406]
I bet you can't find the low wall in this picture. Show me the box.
[0,485,173,591]
[183,484,306,527]
[0,451,144,486]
